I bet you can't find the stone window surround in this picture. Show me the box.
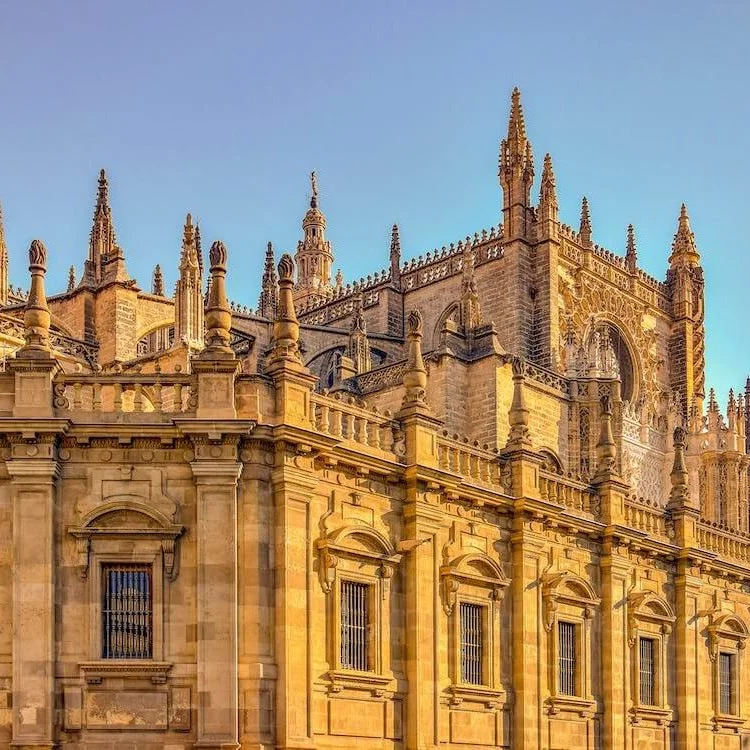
[627,591,675,725]
[68,501,183,685]
[707,611,749,732]
[542,570,599,718]
[440,552,509,709]
[316,524,400,697]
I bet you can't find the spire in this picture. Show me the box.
[174,213,204,349]
[83,169,129,286]
[390,224,402,287]
[579,197,592,248]
[0,201,9,305]
[294,171,334,306]
[20,240,51,354]
[258,241,279,319]
[625,224,637,271]
[152,264,164,296]
[537,153,558,224]
[195,222,204,277]
[669,203,701,267]
[499,87,534,238]
[67,265,77,293]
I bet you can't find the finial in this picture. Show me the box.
[708,387,718,412]
[508,87,527,141]
[152,264,164,296]
[625,224,637,271]
[668,426,690,508]
[67,265,76,293]
[335,268,343,289]
[507,357,531,448]
[579,197,592,248]
[268,253,302,364]
[0,200,5,246]
[310,170,318,208]
[201,240,233,354]
[258,241,279,319]
[21,240,51,353]
[594,394,617,480]
[401,309,428,407]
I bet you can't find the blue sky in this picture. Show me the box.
[1,0,749,402]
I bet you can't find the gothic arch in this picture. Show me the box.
[433,302,460,348]
[582,315,640,402]
[136,319,175,342]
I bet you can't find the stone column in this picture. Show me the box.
[8,440,59,749]
[191,454,242,750]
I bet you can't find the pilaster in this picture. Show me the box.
[7,438,60,749]
[190,447,243,750]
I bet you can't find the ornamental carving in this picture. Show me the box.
[559,271,665,413]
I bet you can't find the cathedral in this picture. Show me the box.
[0,88,748,750]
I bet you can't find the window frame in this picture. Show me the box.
[707,611,749,731]
[339,577,374,673]
[459,601,486,686]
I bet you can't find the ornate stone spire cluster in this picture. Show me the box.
[0,201,8,305]
[294,171,335,306]
[82,169,130,287]
[67,265,76,293]
[499,88,534,239]
[174,213,204,350]
[258,242,279,319]
[152,264,164,296]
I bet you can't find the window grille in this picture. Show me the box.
[102,564,153,659]
[639,637,656,705]
[341,581,369,671]
[460,602,483,685]
[719,652,735,715]
[558,621,577,696]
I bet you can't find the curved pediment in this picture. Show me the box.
[326,524,396,558]
[80,498,175,532]
[448,552,506,583]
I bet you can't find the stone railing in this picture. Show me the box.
[624,497,671,539]
[53,372,196,418]
[353,360,408,395]
[436,432,505,490]
[310,392,401,459]
[539,469,598,514]
[696,521,750,564]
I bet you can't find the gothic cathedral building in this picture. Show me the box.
[0,89,747,750]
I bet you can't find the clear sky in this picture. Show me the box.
[1,0,748,402]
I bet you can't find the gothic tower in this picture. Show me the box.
[174,213,204,350]
[667,204,705,418]
[294,172,335,307]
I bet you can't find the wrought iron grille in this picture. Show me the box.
[102,564,153,659]
[340,581,369,671]
[639,637,656,705]
[558,621,577,696]
[460,602,483,685]
[719,652,735,715]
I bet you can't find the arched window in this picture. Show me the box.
[586,321,636,402]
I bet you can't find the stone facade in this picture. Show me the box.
[0,88,748,749]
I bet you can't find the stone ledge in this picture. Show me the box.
[79,659,173,684]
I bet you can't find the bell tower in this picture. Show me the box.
[294,171,335,307]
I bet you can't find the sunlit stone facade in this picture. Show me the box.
[0,89,748,750]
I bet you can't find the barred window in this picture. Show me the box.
[639,637,656,706]
[460,602,483,685]
[102,564,153,659]
[341,581,369,671]
[719,652,735,715]
[558,621,577,696]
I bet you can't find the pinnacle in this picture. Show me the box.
[508,86,527,141]
[390,224,401,255]
[670,202,699,262]
[626,224,637,265]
